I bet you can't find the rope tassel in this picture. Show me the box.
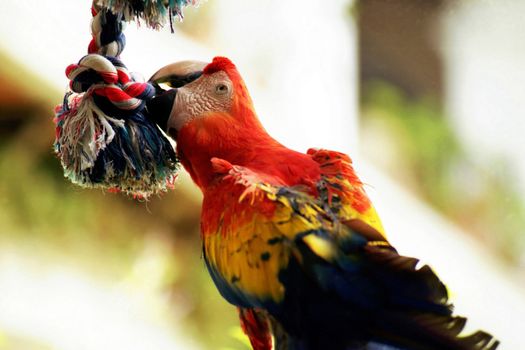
[54,54,178,198]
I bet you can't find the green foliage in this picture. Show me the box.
[361,81,525,263]
[362,81,461,210]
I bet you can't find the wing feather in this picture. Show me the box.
[308,148,386,242]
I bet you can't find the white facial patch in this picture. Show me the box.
[168,71,233,131]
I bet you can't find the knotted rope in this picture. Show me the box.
[54,1,198,198]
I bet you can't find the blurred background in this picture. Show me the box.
[0,0,524,349]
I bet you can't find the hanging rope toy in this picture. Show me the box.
[54,1,199,198]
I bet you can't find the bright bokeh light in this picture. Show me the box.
[442,0,525,197]
[0,243,197,350]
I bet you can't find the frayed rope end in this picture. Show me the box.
[95,0,202,31]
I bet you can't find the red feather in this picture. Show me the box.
[203,56,237,75]
[239,308,272,350]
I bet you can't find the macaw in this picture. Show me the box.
[146,57,499,350]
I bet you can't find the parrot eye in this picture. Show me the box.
[215,83,229,95]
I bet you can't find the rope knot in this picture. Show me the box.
[66,54,155,119]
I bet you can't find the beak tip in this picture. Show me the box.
[146,89,177,132]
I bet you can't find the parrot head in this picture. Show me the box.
[148,56,263,137]
[147,57,277,188]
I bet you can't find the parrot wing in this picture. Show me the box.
[202,156,498,350]
[307,148,387,242]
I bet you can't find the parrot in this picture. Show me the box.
[146,57,499,350]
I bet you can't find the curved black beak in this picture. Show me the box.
[145,60,207,133]
[146,88,177,132]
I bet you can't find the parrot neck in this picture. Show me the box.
[176,115,320,190]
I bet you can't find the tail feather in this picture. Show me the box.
[370,311,498,350]
[362,245,498,350]
[457,331,500,350]
[274,236,499,350]
[239,308,272,350]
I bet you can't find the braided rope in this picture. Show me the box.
[54,1,198,198]
[89,4,126,56]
